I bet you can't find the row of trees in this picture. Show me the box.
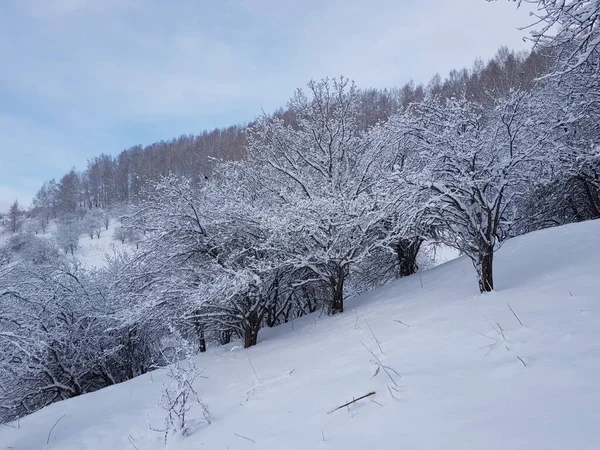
[25,128,246,226]
[119,64,582,350]
[1,0,598,424]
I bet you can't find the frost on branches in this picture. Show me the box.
[391,90,550,292]
[156,339,211,443]
[244,77,400,314]
[507,0,600,72]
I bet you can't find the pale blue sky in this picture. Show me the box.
[0,0,533,211]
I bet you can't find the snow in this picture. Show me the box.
[29,219,132,269]
[74,221,131,269]
[1,219,599,450]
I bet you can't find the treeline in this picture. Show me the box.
[28,127,246,222]
[25,47,551,225]
[2,0,599,425]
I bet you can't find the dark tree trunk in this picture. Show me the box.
[265,303,277,328]
[243,325,259,348]
[582,179,600,219]
[477,247,494,293]
[218,330,232,345]
[329,266,345,315]
[198,330,206,353]
[567,195,585,222]
[243,310,260,348]
[395,237,424,278]
[266,277,280,327]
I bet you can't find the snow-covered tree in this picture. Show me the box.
[244,77,398,314]
[56,218,81,255]
[393,90,550,292]
[2,233,60,265]
[83,209,104,240]
[7,200,23,234]
[120,174,277,348]
[510,59,600,232]
[509,0,600,72]
[0,245,166,424]
[0,260,105,421]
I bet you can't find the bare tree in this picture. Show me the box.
[8,200,22,234]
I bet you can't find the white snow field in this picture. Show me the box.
[74,221,132,269]
[2,220,600,450]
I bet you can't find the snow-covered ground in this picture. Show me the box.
[1,220,599,450]
[74,221,132,269]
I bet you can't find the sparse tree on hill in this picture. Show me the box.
[8,200,22,234]
[56,219,81,255]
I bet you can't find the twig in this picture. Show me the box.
[419,274,424,289]
[247,356,260,382]
[483,314,503,339]
[517,356,527,367]
[473,329,495,341]
[393,319,410,328]
[496,322,506,340]
[507,303,524,326]
[234,432,256,443]
[371,398,383,407]
[387,385,400,400]
[128,435,140,450]
[322,429,326,441]
[364,317,383,354]
[361,342,400,386]
[327,391,376,414]
[46,414,67,444]
[354,310,361,330]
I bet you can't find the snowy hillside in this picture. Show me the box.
[71,220,133,269]
[1,220,599,450]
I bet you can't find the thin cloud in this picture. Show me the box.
[0,0,534,210]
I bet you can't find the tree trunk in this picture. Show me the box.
[477,247,494,293]
[198,331,206,353]
[243,310,260,348]
[265,303,277,327]
[396,237,424,278]
[218,330,232,345]
[243,325,259,348]
[330,266,345,315]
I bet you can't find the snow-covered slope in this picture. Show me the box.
[74,221,132,269]
[2,220,599,450]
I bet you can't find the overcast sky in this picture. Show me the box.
[0,0,534,212]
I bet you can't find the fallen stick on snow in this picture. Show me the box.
[234,432,256,443]
[327,391,376,414]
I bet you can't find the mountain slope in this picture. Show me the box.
[2,220,599,450]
